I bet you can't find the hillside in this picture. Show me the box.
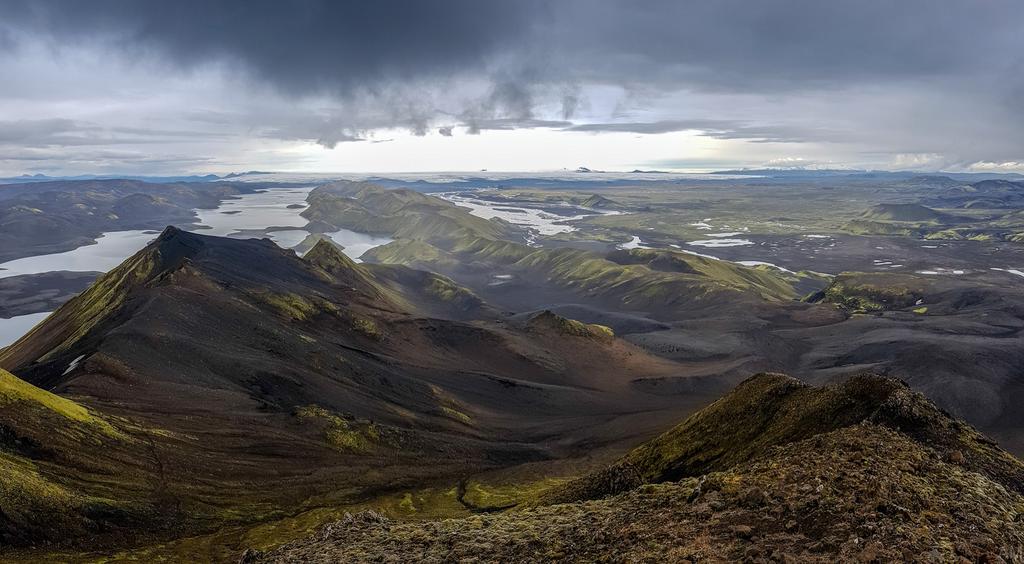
[301,181,525,244]
[0,227,710,553]
[0,367,151,546]
[301,183,816,327]
[305,182,1024,459]
[255,374,1024,562]
[543,373,1023,503]
[860,203,953,223]
[365,237,807,320]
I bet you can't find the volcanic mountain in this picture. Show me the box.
[0,227,710,553]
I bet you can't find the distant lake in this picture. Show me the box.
[0,311,50,348]
[194,186,315,236]
[0,230,156,279]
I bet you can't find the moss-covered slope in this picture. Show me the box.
[812,272,926,313]
[367,237,802,319]
[543,373,1024,504]
[0,368,152,547]
[301,181,524,245]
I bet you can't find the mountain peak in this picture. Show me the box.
[524,310,615,340]
[304,237,360,273]
[301,237,389,302]
[156,224,183,239]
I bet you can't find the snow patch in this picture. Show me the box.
[992,268,1024,278]
[62,354,86,376]
[618,236,648,250]
[688,238,755,248]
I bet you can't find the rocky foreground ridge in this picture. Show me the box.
[252,374,1024,563]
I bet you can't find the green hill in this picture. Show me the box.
[301,181,524,244]
[860,203,954,223]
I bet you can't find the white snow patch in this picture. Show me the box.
[677,249,721,260]
[917,268,966,276]
[618,236,648,250]
[735,260,795,274]
[992,268,1024,278]
[688,238,755,248]
[63,354,86,376]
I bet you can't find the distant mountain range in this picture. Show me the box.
[0,171,284,184]
[5,169,1022,187]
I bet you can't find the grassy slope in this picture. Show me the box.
[303,182,804,314]
[369,236,801,313]
[0,369,151,547]
[301,182,521,244]
[814,272,927,313]
[0,227,177,370]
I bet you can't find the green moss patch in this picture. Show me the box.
[293,405,382,454]
[819,273,924,313]
[527,311,614,341]
[257,292,320,321]
[0,368,118,436]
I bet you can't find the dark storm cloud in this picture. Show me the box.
[550,0,1024,90]
[2,0,1024,167]
[0,0,543,97]
[6,0,1020,100]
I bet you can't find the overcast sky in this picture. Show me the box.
[1,0,1023,175]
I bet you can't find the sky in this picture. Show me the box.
[1,0,1023,176]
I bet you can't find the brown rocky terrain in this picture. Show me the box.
[255,374,1024,563]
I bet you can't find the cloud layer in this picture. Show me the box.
[1,0,1023,173]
